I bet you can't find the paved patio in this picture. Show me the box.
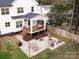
[15,35,65,57]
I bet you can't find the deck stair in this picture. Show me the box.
[20,27,29,38]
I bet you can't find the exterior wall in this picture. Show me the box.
[40,5,51,15]
[0,0,40,16]
[11,0,40,16]
[0,16,24,35]
[0,0,41,35]
[13,19,24,32]
[0,0,49,35]
[42,7,50,15]
[0,16,15,35]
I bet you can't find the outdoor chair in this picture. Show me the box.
[58,40,62,43]
[50,42,54,47]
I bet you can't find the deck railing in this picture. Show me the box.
[33,25,44,32]
[20,27,30,37]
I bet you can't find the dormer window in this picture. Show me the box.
[31,7,34,12]
[1,8,9,15]
[17,7,24,13]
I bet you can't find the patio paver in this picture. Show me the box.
[15,35,65,57]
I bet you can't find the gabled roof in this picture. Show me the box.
[11,13,39,19]
[0,0,14,7]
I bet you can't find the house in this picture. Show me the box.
[40,5,52,15]
[0,0,48,36]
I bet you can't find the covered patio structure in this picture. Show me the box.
[23,13,48,41]
[24,13,48,34]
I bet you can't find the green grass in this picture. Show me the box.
[0,52,11,59]
[15,48,28,59]
[30,33,79,59]
[0,33,79,59]
[31,43,79,59]
[0,43,12,59]
[0,42,28,59]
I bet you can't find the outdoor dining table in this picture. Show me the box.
[30,43,39,51]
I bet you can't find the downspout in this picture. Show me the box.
[40,3,42,15]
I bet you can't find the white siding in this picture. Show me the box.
[11,0,40,16]
[0,0,47,35]
[0,16,15,34]
[0,0,40,16]
[13,19,24,32]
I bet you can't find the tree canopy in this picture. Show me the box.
[47,3,70,27]
[36,0,54,5]
[36,0,73,5]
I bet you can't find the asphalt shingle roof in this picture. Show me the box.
[11,13,39,19]
[11,15,25,19]
[0,0,14,7]
[24,13,39,20]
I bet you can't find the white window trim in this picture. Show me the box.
[17,7,24,13]
[16,21,23,28]
[1,8,9,15]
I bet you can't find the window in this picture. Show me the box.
[5,22,10,27]
[31,7,34,12]
[16,21,22,28]
[17,7,24,13]
[1,8,9,15]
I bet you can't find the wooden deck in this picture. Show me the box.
[23,30,48,41]
[20,27,30,38]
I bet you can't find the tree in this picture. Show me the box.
[36,0,53,5]
[36,0,73,5]
[48,3,70,27]
[73,0,79,34]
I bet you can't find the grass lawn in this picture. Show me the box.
[31,43,79,59]
[0,42,79,59]
[15,48,28,59]
[0,33,79,59]
[0,42,28,59]
[0,52,11,59]
[30,33,79,59]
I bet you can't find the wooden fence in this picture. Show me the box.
[53,27,79,42]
